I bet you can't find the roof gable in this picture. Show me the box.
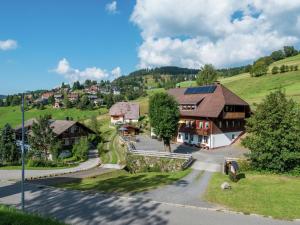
[168,84,249,118]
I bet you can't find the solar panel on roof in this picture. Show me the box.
[184,85,216,95]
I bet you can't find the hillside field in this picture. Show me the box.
[177,54,300,106]
[0,106,108,128]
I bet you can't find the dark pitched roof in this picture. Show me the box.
[15,119,95,136]
[168,84,249,118]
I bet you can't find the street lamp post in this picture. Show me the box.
[21,93,25,211]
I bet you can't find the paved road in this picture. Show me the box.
[133,169,213,208]
[0,149,100,181]
[0,181,298,225]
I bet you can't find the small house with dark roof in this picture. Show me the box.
[168,83,250,148]
[15,119,95,148]
[109,102,140,124]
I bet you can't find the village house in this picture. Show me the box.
[168,83,250,149]
[41,92,54,100]
[68,93,79,102]
[85,85,99,95]
[15,118,95,148]
[109,102,140,124]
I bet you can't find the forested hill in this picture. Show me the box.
[112,64,250,91]
[0,95,6,100]
[128,66,199,77]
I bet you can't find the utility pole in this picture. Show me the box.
[21,93,25,211]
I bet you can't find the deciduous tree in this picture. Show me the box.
[149,93,179,152]
[196,64,218,86]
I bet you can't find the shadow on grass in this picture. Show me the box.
[64,172,187,194]
[237,173,246,181]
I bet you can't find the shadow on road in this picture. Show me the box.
[0,181,169,225]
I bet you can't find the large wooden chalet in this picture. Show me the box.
[168,83,251,148]
[15,119,95,148]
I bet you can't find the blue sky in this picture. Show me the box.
[0,0,140,94]
[1,0,300,94]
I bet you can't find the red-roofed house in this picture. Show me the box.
[109,102,140,124]
[168,83,251,148]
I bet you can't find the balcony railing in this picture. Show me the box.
[223,112,245,119]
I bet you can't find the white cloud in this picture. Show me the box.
[53,58,121,83]
[131,0,300,68]
[0,39,18,51]
[111,66,122,78]
[106,1,118,14]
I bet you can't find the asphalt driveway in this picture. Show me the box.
[134,135,248,172]
[0,181,298,225]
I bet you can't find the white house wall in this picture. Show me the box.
[177,131,242,148]
[111,116,124,124]
[210,131,242,148]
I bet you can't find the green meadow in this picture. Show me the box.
[176,54,300,106]
[0,106,108,128]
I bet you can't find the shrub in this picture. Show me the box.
[280,65,286,73]
[271,66,279,74]
[237,159,252,172]
[72,137,89,161]
[27,159,57,167]
[97,142,104,156]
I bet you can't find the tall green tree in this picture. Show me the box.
[242,90,300,173]
[0,124,19,164]
[196,64,218,86]
[270,50,285,61]
[250,58,269,77]
[149,93,179,152]
[29,115,61,160]
[72,137,89,161]
[63,94,72,108]
[283,46,298,57]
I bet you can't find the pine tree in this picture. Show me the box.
[242,90,300,173]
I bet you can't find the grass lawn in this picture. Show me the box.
[0,105,108,128]
[205,172,300,220]
[57,169,191,193]
[0,204,64,225]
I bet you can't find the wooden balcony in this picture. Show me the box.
[223,112,245,119]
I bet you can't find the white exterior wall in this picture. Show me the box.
[210,131,242,148]
[177,131,242,148]
[110,116,124,124]
[124,119,139,124]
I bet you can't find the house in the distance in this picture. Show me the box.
[41,92,54,100]
[15,119,95,148]
[109,102,140,124]
[168,83,250,149]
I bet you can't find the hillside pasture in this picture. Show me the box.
[0,106,108,128]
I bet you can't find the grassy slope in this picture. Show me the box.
[57,168,191,193]
[176,54,300,106]
[0,204,64,225]
[0,106,108,128]
[205,173,300,220]
[133,88,165,115]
